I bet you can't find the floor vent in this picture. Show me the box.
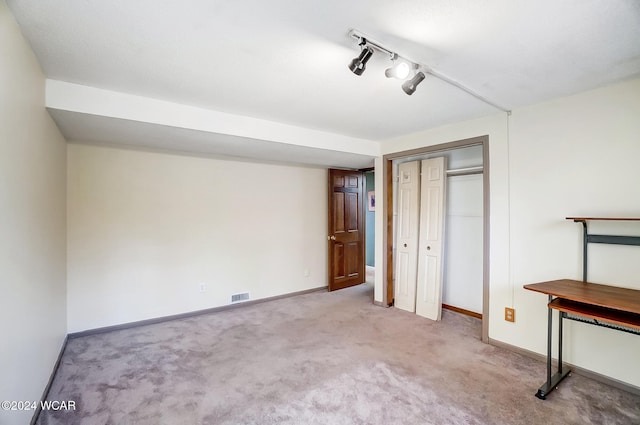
[231,292,250,303]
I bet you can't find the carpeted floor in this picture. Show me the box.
[38,284,639,424]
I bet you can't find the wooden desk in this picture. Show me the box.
[524,279,640,399]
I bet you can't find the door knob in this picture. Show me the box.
[426,246,431,250]
[329,235,336,241]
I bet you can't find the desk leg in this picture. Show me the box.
[535,296,571,400]
[558,310,564,373]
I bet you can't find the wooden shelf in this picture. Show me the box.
[548,298,640,331]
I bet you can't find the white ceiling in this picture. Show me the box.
[7,0,640,167]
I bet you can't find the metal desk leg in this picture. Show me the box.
[535,296,571,400]
[558,310,564,374]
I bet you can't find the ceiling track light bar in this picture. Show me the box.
[348,29,511,113]
[348,29,403,62]
[426,67,511,113]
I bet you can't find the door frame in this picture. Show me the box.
[382,135,490,343]
[361,167,375,283]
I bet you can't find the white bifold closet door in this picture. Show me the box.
[393,157,447,319]
[416,157,447,320]
[393,161,421,313]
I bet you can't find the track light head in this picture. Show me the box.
[402,71,426,95]
[385,61,411,80]
[348,45,374,76]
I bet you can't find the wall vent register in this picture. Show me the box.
[231,292,250,303]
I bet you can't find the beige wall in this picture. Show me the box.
[0,2,68,425]
[377,78,640,387]
[67,144,328,332]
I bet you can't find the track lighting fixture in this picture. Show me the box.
[347,34,424,95]
[385,61,411,80]
[385,55,411,80]
[402,71,426,96]
[348,41,374,76]
[346,29,511,111]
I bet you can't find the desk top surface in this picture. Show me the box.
[523,279,640,315]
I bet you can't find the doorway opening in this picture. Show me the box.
[382,136,490,342]
[364,170,375,285]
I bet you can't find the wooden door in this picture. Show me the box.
[416,157,447,320]
[328,169,365,291]
[394,161,421,312]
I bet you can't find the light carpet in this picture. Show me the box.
[37,284,639,424]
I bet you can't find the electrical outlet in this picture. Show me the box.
[199,282,207,292]
[505,307,515,322]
